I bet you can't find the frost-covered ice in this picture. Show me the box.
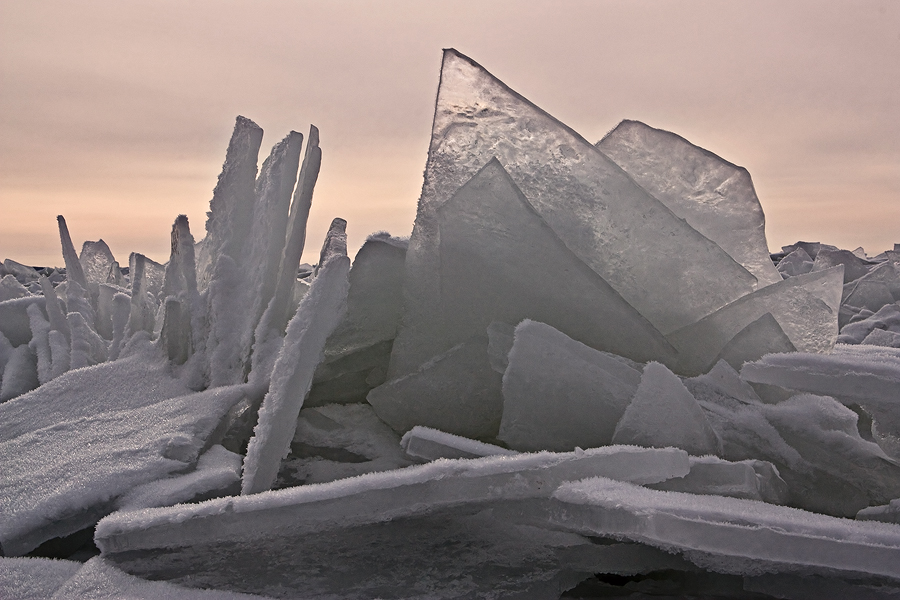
[401,425,517,461]
[553,476,900,580]
[3,47,900,597]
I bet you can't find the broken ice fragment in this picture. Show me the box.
[0,274,29,302]
[666,265,843,375]
[857,499,900,525]
[551,476,900,580]
[612,361,721,456]
[401,426,517,461]
[367,336,503,440]
[498,320,641,452]
[241,225,350,495]
[776,247,814,278]
[79,239,117,288]
[648,455,789,504]
[597,119,781,288]
[812,247,872,283]
[0,343,38,402]
[712,311,796,372]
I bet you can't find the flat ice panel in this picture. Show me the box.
[96,446,688,554]
[0,385,248,555]
[666,266,843,375]
[401,425,517,462]
[812,247,873,284]
[498,320,641,452]
[649,456,788,504]
[611,362,720,456]
[435,159,678,364]
[389,49,755,378]
[369,336,503,440]
[598,120,780,288]
[552,476,900,580]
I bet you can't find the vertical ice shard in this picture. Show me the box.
[239,132,304,373]
[666,266,844,375]
[38,277,69,341]
[242,220,350,495]
[127,254,155,336]
[26,303,52,385]
[266,125,321,336]
[67,311,108,369]
[0,344,38,401]
[597,120,781,288]
[196,116,264,289]
[57,215,88,290]
[498,320,642,452]
[612,362,721,456]
[390,50,755,380]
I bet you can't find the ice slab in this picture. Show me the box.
[401,425,517,462]
[0,274,30,302]
[389,49,754,379]
[612,361,721,456]
[0,343,191,440]
[813,247,873,283]
[741,344,900,409]
[2,259,39,284]
[241,231,350,495]
[777,247,815,278]
[50,557,269,600]
[116,445,242,511]
[368,336,503,440]
[435,159,678,363]
[858,499,900,525]
[552,476,900,580]
[79,239,117,288]
[276,403,412,487]
[196,116,264,289]
[713,311,796,372]
[96,445,688,554]
[0,296,46,347]
[648,455,789,504]
[498,320,641,452]
[0,384,249,555]
[309,233,407,404]
[0,343,38,402]
[597,119,781,288]
[0,557,82,600]
[666,265,843,375]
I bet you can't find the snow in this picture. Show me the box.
[0,557,82,600]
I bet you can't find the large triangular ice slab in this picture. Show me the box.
[390,50,755,376]
[598,120,781,288]
[437,159,677,362]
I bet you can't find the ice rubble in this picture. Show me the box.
[3,48,900,598]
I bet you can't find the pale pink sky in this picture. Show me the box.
[1,0,898,267]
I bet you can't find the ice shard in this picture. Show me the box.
[776,247,815,278]
[666,265,843,375]
[368,336,503,440]
[266,125,321,335]
[597,119,781,288]
[401,425,517,462]
[0,274,29,302]
[0,296,45,347]
[26,302,52,385]
[309,232,407,406]
[241,222,350,495]
[239,131,304,372]
[435,159,678,362]
[56,215,88,290]
[196,116,264,289]
[551,476,900,580]
[79,239,117,288]
[611,362,721,456]
[712,311,796,372]
[812,247,873,283]
[389,49,755,380]
[498,320,642,452]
